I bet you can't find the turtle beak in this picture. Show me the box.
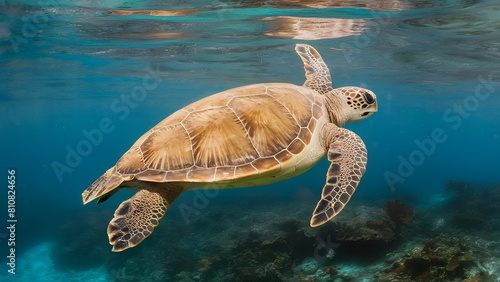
[360,100,377,119]
[368,93,377,113]
[362,91,377,113]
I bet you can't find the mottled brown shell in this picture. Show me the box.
[115,83,325,182]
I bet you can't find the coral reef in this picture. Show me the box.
[377,234,490,281]
[149,201,408,281]
[50,180,499,281]
[376,181,500,281]
[326,205,399,255]
[384,200,415,224]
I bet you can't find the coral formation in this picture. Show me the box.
[377,234,488,281]
[50,180,499,281]
[384,199,415,224]
[324,267,338,276]
[327,205,398,254]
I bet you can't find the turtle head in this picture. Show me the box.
[325,87,377,126]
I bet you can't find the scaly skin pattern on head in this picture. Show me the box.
[326,86,377,127]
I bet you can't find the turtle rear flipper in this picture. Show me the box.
[108,183,183,252]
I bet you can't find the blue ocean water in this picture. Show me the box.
[1,0,499,280]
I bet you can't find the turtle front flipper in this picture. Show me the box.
[311,125,367,227]
[295,44,333,95]
[108,183,183,252]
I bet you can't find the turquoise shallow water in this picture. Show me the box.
[1,0,500,281]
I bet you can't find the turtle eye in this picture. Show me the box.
[363,92,375,104]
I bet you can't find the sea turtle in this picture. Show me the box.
[82,44,378,252]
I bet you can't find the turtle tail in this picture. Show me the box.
[82,167,125,205]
